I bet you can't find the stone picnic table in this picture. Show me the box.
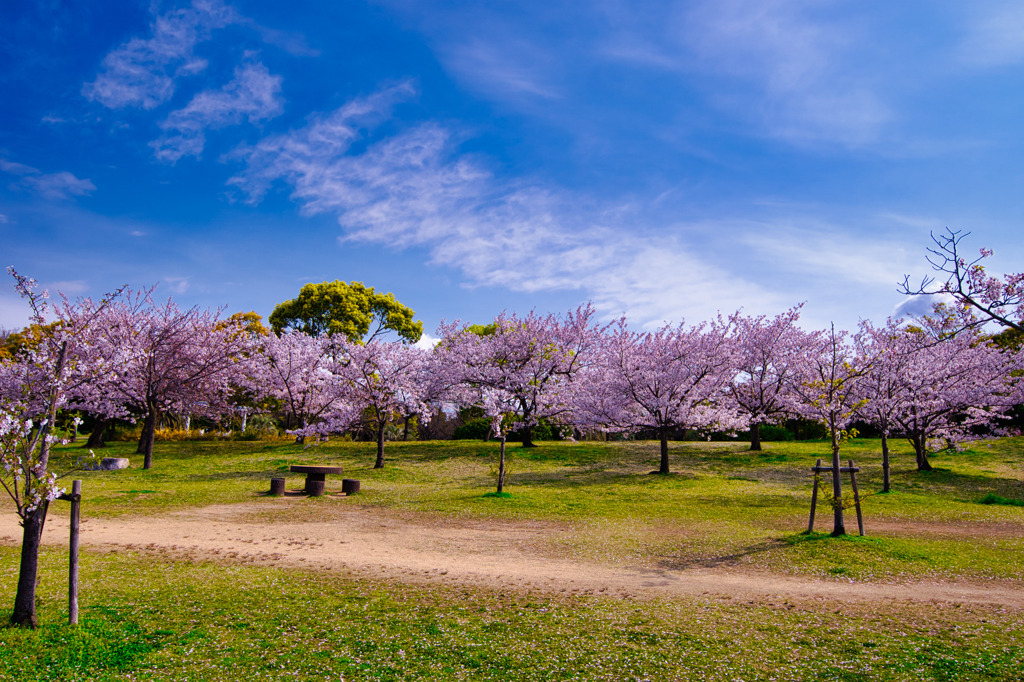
[290,464,345,495]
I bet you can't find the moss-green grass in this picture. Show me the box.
[37,436,1024,581]
[2,546,1022,681]
[1,436,1022,680]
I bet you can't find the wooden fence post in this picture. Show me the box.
[848,460,864,537]
[69,479,81,625]
[807,458,822,533]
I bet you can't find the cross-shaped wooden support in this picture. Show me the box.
[808,459,865,536]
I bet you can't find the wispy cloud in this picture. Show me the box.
[437,38,563,102]
[47,279,90,295]
[163,276,191,294]
[0,214,9,224]
[152,57,284,163]
[82,0,238,110]
[386,0,893,150]
[741,225,913,288]
[958,2,1024,66]
[227,81,419,204]
[1,159,96,200]
[229,88,787,326]
[672,0,890,146]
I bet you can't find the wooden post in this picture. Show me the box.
[848,460,865,537]
[342,479,360,495]
[69,480,81,626]
[306,480,326,497]
[269,478,286,496]
[808,458,821,533]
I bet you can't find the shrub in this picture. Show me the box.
[759,424,795,441]
[453,417,492,440]
[980,493,1024,507]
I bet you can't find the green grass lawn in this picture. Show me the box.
[1,435,1022,680]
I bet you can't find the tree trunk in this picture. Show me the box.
[830,426,846,536]
[659,430,670,474]
[11,342,65,627]
[85,418,111,448]
[497,434,507,493]
[10,503,48,628]
[881,432,891,493]
[750,422,762,451]
[521,424,537,448]
[374,424,385,469]
[139,399,159,470]
[913,433,932,471]
[402,416,411,441]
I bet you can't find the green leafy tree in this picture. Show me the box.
[269,281,422,344]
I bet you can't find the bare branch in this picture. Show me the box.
[899,228,1023,333]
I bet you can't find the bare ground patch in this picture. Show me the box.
[3,501,1022,611]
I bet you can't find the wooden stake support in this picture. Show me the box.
[58,480,82,625]
[808,460,865,536]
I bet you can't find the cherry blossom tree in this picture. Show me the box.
[257,331,357,444]
[81,291,258,468]
[435,305,599,492]
[338,340,430,468]
[730,306,813,451]
[790,325,870,536]
[887,323,1021,471]
[901,228,1023,333]
[856,318,914,492]
[575,315,743,475]
[1,270,122,627]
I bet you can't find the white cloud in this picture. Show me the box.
[21,172,97,200]
[1,159,96,200]
[230,88,784,327]
[413,332,440,350]
[82,0,239,110]
[678,0,890,146]
[152,57,284,163]
[227,81,418,204]
[163,276,191,294]
[741,226,913,288]
[595,0,890,147]
[438,38,563,102]
[46,280,90,295]
[0,213,9,224]
[892,293,954,320]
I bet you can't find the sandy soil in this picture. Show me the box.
[2,500,1021,609]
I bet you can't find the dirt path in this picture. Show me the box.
[3,502,1021,609]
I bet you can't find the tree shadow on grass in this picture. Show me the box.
[183,468,290,482]
[894,467,1024,499]
[652,538,788,571]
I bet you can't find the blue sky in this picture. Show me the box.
[2,0,1023,338]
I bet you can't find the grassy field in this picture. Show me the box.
[1,435,1022,680]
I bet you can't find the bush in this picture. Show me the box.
[784,418,828,441]
[108,424,141,442]
[453,417,492,440]
[759,424,795,441]
[980,493,1024,507]
[155,429,219,442]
